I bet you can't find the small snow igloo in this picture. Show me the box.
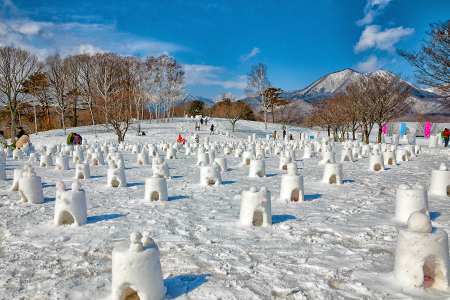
[200,162,222,186]
[75,161,91,179]
[91,150,104,166]
[166,148,177,159]
[340,149,353,163]
[40,154,53,167]
[279,153,291,170]
[429,163,450,197]
[214,157,228,172]
[242,151,255,166]
[279,163,304,202]
[395,184,429,223]
[137,152,149,165]
[152,162,171,179]
[12,148,23,160]
[396,149,409,162]
[197,153,209,166]
[239,186,272,227]
[382,151,396,166]
[111,232,166,300]
[55,155,70,171]
[54,181,87,226]
[18,167,44,204]
[249,159,266,178]
[72,150,84,163]
[322,162,343,185]
[107,164,127,188]
[394,212,450,290]
[144,175,168,202]
[369,154,385,171]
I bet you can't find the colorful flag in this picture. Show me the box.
[425,122,431,138]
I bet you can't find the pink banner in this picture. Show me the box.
[425,122,431,138]
[382,124,386,134]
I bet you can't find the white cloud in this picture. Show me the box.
[183,64,247,89]
[354,25,414,53]
[355,55,385,73]
[239,47,260,62]
[0,3,187,59]
[356,0,393,26]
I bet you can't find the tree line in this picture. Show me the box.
[0,46,185,143]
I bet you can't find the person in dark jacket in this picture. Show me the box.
[444,128,450,147]
[210,124,214,135]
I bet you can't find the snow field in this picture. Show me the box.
[1,118,450,299]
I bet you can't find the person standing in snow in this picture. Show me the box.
[205,118,208,125]
[444,128,450,147]
[15,130,32,149]
[273,131,277,139]
[200,118,204,125]
[0,130,7,147]
[210,124,214,135]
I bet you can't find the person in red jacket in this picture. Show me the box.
[444,128,450,147]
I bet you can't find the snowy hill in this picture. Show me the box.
[179,94,216,106]
[3,119,450,299]
[286,69,448,115]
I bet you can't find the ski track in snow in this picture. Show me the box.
[1,118,450,299]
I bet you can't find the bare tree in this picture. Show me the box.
[264,87,283,123]
[398,20,450,102]
[45,53,71,135]
[214,93,248,132]
[368,72,413,143]
[107,57,136,143]
[0,46,40,140]
[92,52,121,127]
[20,69,49,135]
[74,53,98,137]
[246,63,271,130]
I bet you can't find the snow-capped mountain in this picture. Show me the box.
[286,69,448,114]
[178,94,216,106]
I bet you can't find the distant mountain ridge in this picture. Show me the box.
[178,94,216,106]
[284,68,447,114]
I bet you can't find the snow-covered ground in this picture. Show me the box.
[1,118,450,299]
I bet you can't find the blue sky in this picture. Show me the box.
[0,0,449,99]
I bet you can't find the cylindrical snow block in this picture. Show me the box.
[382,151,396,166]
[107,168,127,188]
[369,154,385,171]
[40,154,53,167]
[197,153,209,166]
[111,233,166,300]
[279,154,291,170]
[55,156,70,171]
[166,148,177,159]
[137,153,149,165]
[249,159,266,178]
[54,181,87,226]
[241,151,254,165]
[75,163,90,179]
[200,163,221,186]
[144,175,168,202]
[12,149,23,160]
[394,214,450,290]
[322,163,343,185]
[429,135,439,148]
[0,163,6,181]
[239,186,271,227]
[29,152,39,162]
[73,150,84,163]
[340,149,353,162]
[395,184,429,222]
[19,169,44,204]
[279,163,304,202]
[396,149,409,162]
[429,163,450,197]
[361,144,371,156]
[214,157,227,172]
[303,146,313,158]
